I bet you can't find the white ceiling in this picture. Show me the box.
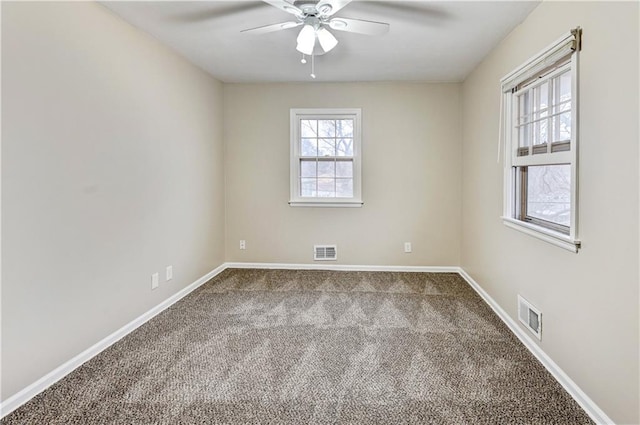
[101,0,539,83]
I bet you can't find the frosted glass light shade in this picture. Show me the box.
[296,25,316,55]
[317,27,338,52]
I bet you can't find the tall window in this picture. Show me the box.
[501,28,581,252]
[290,108,362,207]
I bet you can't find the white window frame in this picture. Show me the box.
[501,28,582,252]
[289,108,363,207]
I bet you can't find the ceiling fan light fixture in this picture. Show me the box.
[240,0,391,79]
[316,27,338,52]
[296,24,316,55]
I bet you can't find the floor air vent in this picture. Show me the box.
[314,245,337,261]
[518,295,542,340]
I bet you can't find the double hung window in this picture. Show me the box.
[501,29,582,251]
[289,108,362,207]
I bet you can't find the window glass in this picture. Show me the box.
[299,119,353,197]
[301,120,317,137]
[336,179,353,198]
[526,165,571,227]
[336,139,353,156]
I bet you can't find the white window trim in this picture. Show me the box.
[500,29,581,252]
[289,108,363,207]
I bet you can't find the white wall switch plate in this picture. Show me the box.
[151,272,159,290]
[166,265,173,281]
[240,240,246,250]
[404,242,412,253]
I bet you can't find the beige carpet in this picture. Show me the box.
[2,269,593,424]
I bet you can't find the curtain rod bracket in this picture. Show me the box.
[571,27,582,51]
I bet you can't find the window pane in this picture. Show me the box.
[551,70,572,144]
[532,121,546,146]
[519,124,530,151]
[526,164,571,227]
[300,160,316,177]
[532,82,549,146]
[534,82,548,113]
[533,119,548,146]
[336,160,353,178]
[318,139,336,157]
[552,72,571,112]
[317,160,335,178]
[317,178,335,197]
[318,120,335,138]
[558,71,571,102]
[301,120,317,137]
[336,138,353,156]
[300,178,316,197]
[336,178,353,197]
[559,112,571,140]
[301,138,317,156]
[336,119,353,138]
[519,92,530,125]
[553,112,571,142]
[518,92,530,149]
[556,101,571,113]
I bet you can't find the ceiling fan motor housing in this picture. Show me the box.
[293,1,330,17]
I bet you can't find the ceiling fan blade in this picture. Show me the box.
[171,3,267,23]
[316,0,352,17]
[262,0,304,17]
[328,17,390,36]
[241,21,301,35]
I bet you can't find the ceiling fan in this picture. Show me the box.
[241,0,390,77]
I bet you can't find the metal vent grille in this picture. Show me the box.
[314,245,337,261]
[518,295,542,339]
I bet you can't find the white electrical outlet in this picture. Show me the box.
[240,240,246,250]
[404,242,412,253]
[166,265,173,281]
[151,272,159,290]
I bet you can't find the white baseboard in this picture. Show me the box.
[225,262,459,273]
[0,263,227,419]
[457,268,614,425]
[1,262,613,425]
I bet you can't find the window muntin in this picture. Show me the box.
[501,28,581,251]
[290,109,362,207]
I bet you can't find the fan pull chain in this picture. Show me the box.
[301,54,307,64]
[310,53,316,79]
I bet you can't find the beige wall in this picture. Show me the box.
[1,2,225,400]
[461,2,639,423]
[224,83,462,266]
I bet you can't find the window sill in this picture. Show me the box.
[502,216,580,253]
[289,200,364,208]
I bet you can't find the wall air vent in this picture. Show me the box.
[314,245,337,261]
[518,295,542,340]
